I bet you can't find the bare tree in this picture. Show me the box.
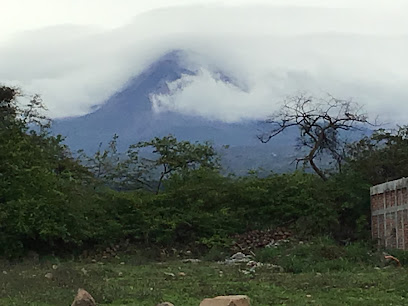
[258,94,370,180]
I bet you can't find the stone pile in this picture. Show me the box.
[231,228,292,251]
[219,252,284,274]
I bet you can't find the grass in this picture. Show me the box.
[255,237,380,273]
[1,240,408,305]
[0,258,408,305]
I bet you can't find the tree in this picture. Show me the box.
[0,85,95,256]
[346,126,408,185]
[131,135,220,193]
[78,134,122,187]
[258,94,370,181]
[1,86,50,130]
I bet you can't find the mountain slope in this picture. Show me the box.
[51,50,301,173]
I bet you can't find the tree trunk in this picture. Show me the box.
[309,159,327,181]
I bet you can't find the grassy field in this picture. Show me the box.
[0,249,408,306]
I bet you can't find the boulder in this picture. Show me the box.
[200,295,250,306]
[156,303,175,306]
[71,288,96,306]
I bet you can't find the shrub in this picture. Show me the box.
[255,237,378,273]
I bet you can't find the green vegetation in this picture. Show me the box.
[0,239,407,305]
[255,237,378,273]
[2,85,408,303]
[0,85,377,258]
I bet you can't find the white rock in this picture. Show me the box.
[164,272,175,277]
[231,252,246,260]
[44,273,53,280]
[182,259,201,263]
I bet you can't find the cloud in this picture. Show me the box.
[0,3,407,123]
[150,67,317,122]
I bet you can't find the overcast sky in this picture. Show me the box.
[1,0,408,123]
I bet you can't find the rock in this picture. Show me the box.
[200,295,250,306]
[178,272,186,277]
[240,269,252,275]
[231,252,246,260]
[164,272,176,278]
[182,259,201,263]
[224,252,253,264]
[156,303,175,306]
[265,240,275,248]
[232,228,292,251]
[44,273,53,280]
[71,288,96,306]
[52,265,58,270]
[266,264,284,273]
[246,261,262,268]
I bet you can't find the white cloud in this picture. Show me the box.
[0,2,407,123]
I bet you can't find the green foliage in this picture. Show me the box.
[78,134,122,185]
[229,172,338,235]
[0,84,397,259]
[133,170,368,248]
[133,135,219,193]
[0,87,83,255]
[322,170,371,240]
[256,237,378,273]
[139,168,238,246]
[0,87,227,257]
[347,126,408,185]
[0,86,114,256]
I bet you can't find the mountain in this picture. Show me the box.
[51,50,310,174]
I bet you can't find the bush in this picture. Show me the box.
[0,85,375,258]
[255,237,378,273]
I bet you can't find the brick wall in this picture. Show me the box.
[371,178,408,250]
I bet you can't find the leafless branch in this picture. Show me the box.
[259,93,374,180]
